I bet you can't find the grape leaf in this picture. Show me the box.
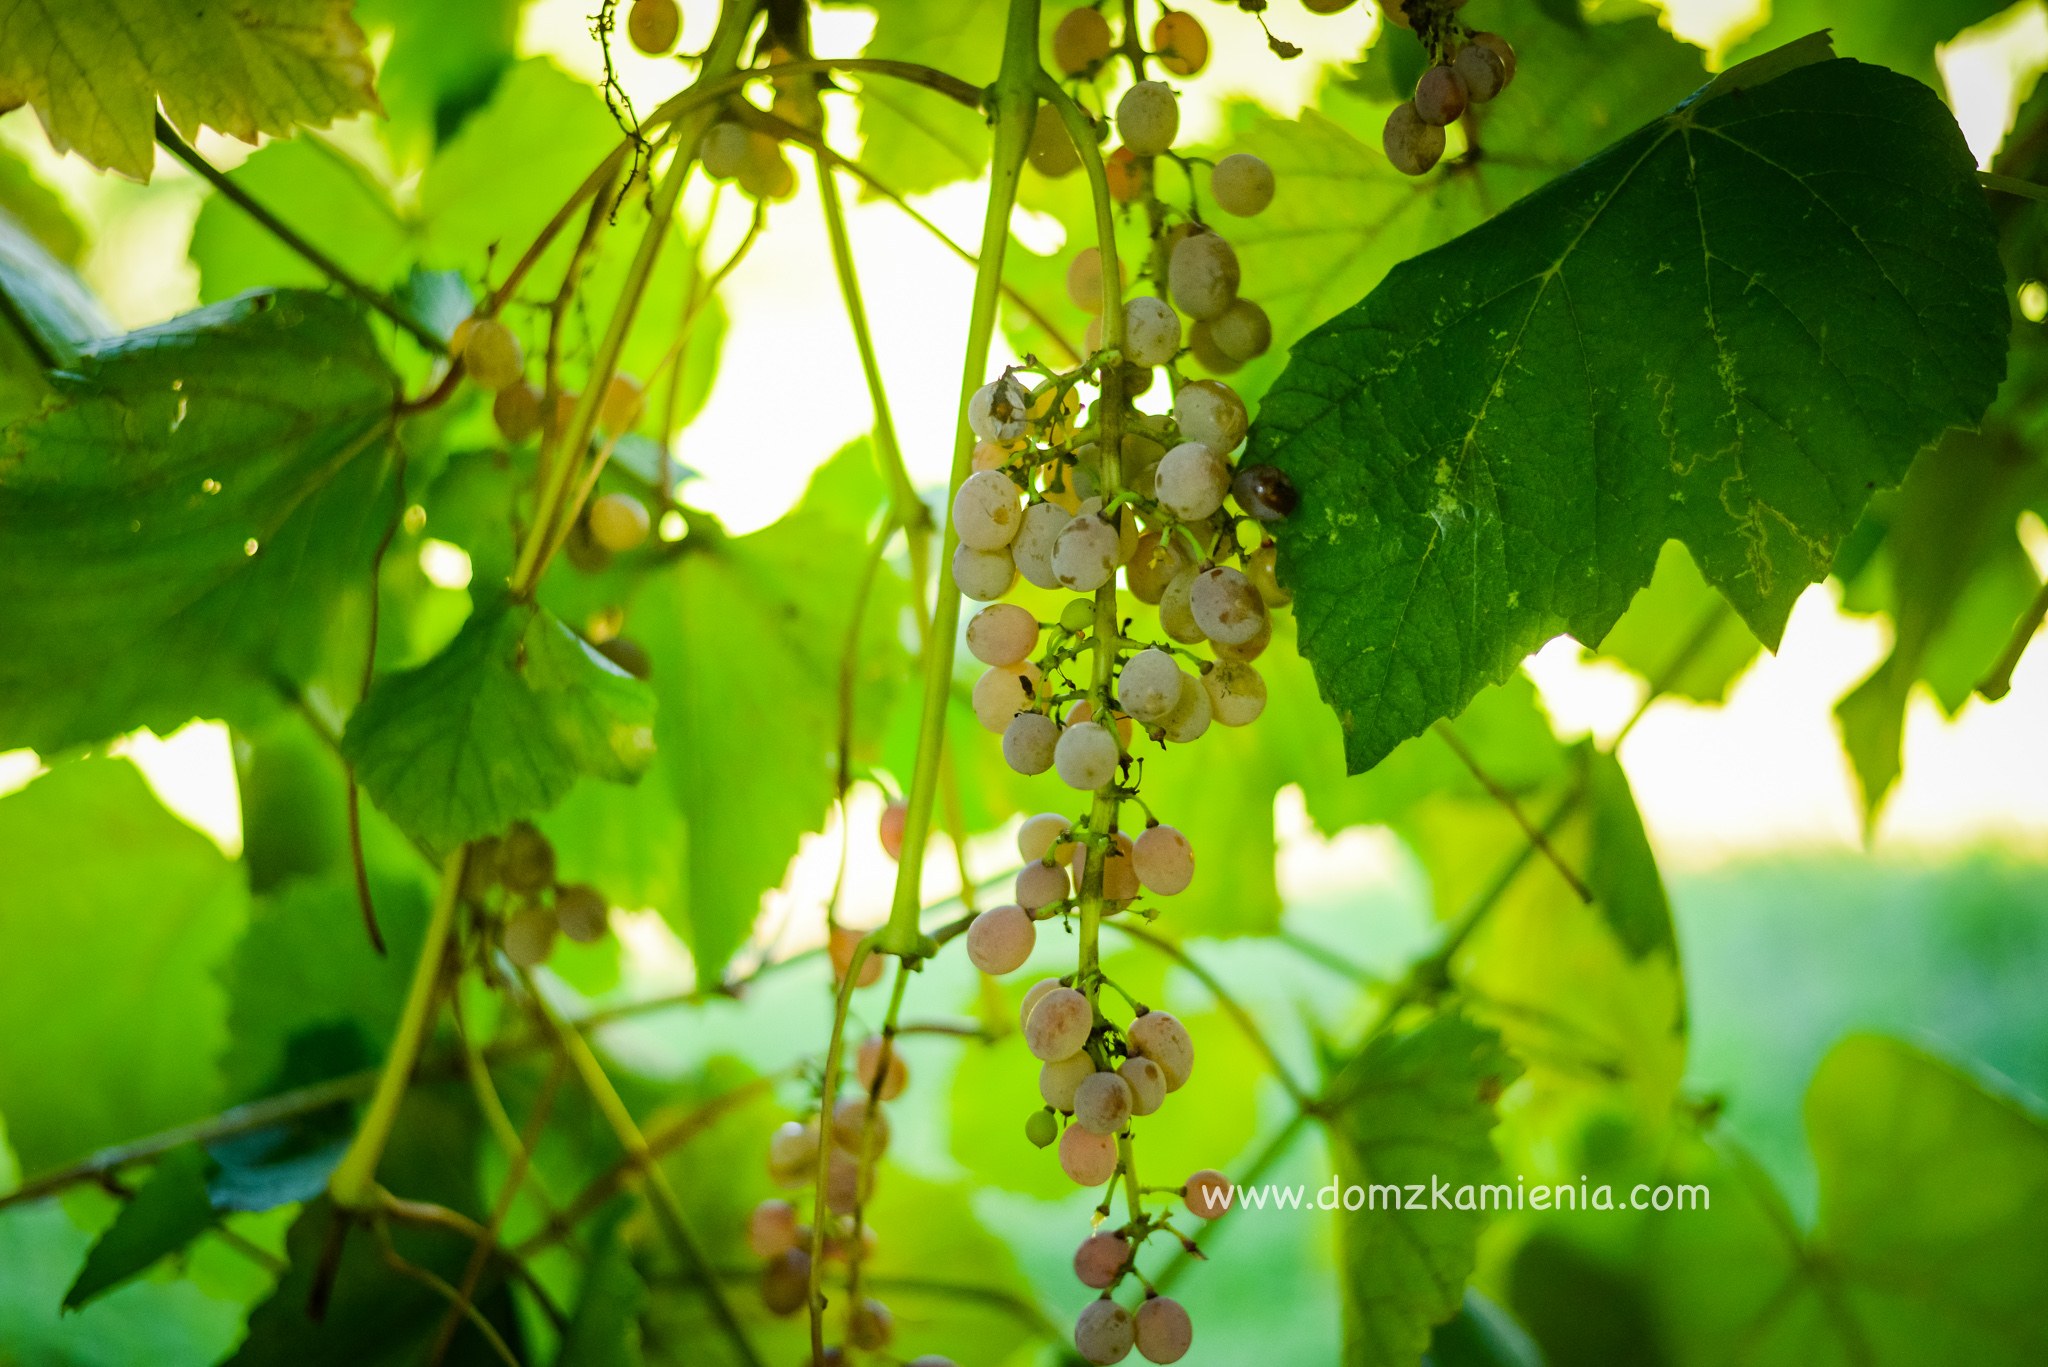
[0,288,398,754]
[355,0,520,162]
[342,593,658,849]
[0,0,382,180]
[833,0,1002,198]
[0,759,246,1177]
[62,1144,217,1311]
[1,201,112,426]
[1323,1009,1518,1367]
[1589,541,1759,703]
[1426,1288,1545,1367]
[189,139,414,303]
[1729,0,2010,89]
[0,146,85,262]
[1258,53,2009,773]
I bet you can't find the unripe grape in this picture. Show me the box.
[749,1198,799,1258]
[1212,614,1271,662]
[1053,6,1113,74]
[1469,32,1517,90]
[1116,80,1179,157]
[700,121,750,179]
[1154,442,1230,521]
[973,662,1044,733]
[1072,830,1140,901]
[1075,1297,1136,1362]
[1135,1296,1194,1363]
[824,1147,870,1215]
[1132,824,1194,895]
[1015,854,1071,909]
[1232,464,1299,521]
[1118,648,1187,724]
[1119,1055,1168,1116]
[1159,567,1205,644]
[459,317,523,391]
[855,1035,908,1100]
[1066,246,1126,314]
[1415,64,1469,127]
[1060,1125,1120,1188]
[1126,532,1191,605]
[1246,543,1288,606]
[954,469,1024,551]
[1129,1012,1194,1090]
[850,1298,893,1351]
[1160,672,1212,744]
[493,382,542,441]
[954,543,1017,602]
[736,133,795,200]
[1204,659,1267,727]
[1384,102,1446,177]
[556,883,610,943]
[1173,380,1247,452]
[1040,1051,1097,1112]
[967,904,1036,975]
[1183,1169,1232,1217]
[1054,720,1120,791]
[1026,1107,1059,1148]
[760,1248,810,1315]
[1153,10,1208,75]
[1210,298,1272,363]
[1210,152,1274,216]
[1030,103,1081,178]
[601,372,646,431]
[1190,566,1266,646]
[627,0,680,54]
[879,798,908,860]
[499,822,556,892]
[1075,1231,1133,1289]
[1454,45,1507,108]
[502,904,558,967]
[1168,231,1239,322]
[969,375,1031,442]
[1018,813,1073,863]
[1074,1070,1134,1135]
[588,491,651,552]
[830,924,884,988]
[768,1119,820,1186]
[1026,986,1094,1061]
[1053,514,1120,593]
[1123,296,1182,368]
[1020,976,1064,1032]
[1105,145,1150,203]
[1061,597,1097,635]
[1014,501,1073,589]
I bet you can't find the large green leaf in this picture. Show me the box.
[0,759,246,1177]
[342,593,658,849]
[0,289,398,754]
[0,202,112,424]
[62,1144,217,1311]
[189,139,414,303]
[1258,51,2009,772]
[836,0,1002,197]
[0,0,382,179]
[356,0,520,162]
[1729,0,2011,89]
[1324,1009,1518,1367]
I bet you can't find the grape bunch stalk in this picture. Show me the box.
[1377,0,1521,176]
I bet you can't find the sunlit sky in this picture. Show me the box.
[3,0,2046,896]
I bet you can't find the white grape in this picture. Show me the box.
[1119,1056,1167,1116]
[1173,380,1247,453]
[1134,1296,1194,1363]
[967,603,1038,666]
[831,1094,889,1158]
[1128,1012,1193,1090]
[1015,856,1071,910]
[1074,1297,1136,1363]
[1212,614,1271,663]
[1054,720,1120,791]
[1183,1169,1232,1218]
[966,904,1036,975]
[1116,80,1179,156]
[953,469,1023,550]
[1052,514,1120,593]
[1211,152,1274,216]
[1189,566,1266,646]
[1160,671,1211,744]
[973,662,1042,733]
[1132,825,1194,895]
[699,122,751,179]
[1026,986,1094,1061]
[1040,1051,1097,1111]
[1004,712,1060,776]
[1018,812,1073,863]
[954,543,1016,601]
[1012,501,1071,589]
[1074,1070,1134,1136]
[1125,531,1189,605]
[748,1199,799,1257]
[767,1119,819,1187]
[1060,1125,1121,1188]
[855,1035,908,1100]
[1124,296,1182,368]
[1154,442,1230,521]
[1210,298,1271,363]
[1383,102,1446,177]
[1074,1231,1132,1289]
[1203,660,1267,727]
[1168,231,1239,322]
[1158,567,1205,644]
[968,375,1030,442]
[1117,648,1186,724]
[1020,976,1064,1032]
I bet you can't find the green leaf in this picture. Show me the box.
[1324,1010,1518,1367]
[356,0,520,162]
[1590,541,1758,703]
[342,593,658,849]
[1259,54,2009,773]
[0,147,86,263]
[0,201,113,425]
[0,289,398,754]
[631,443,906,975]
[189,140,413,304]
[63,1145,217,1310]
[0,759,246,1178]
[1425,1288,1544,1367]
[0,0,382,180]
[838,0,1002,197]
[555,1205,648,1367]
[1729,0,2010,89]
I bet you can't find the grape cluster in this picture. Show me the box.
[693,43,823,203]
[463,822,614,967]
[1376,1,1520,176]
